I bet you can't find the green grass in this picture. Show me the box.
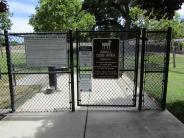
[167,55,184,123]
[0,74,42,109]
[0,51,45,110]
[0,52,26,72]
[139,54,164,102]
[0,52,47,73]
[143,54,184,123]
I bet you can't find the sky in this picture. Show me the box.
[7,0,38,32]
[7,0,184,33]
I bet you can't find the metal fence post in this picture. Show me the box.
[138,28,146,111]
[4,30,15,112]
[134,29,140,106]
[76,28,80,106]
[69,30,75,112]
[162,27,172,110]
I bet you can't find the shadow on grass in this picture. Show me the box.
[169,70,184,75]
[0,114,6,120]
[167,100,184,124]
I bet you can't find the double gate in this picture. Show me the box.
[0,28,171,113]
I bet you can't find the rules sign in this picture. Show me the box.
[93,38,119,78]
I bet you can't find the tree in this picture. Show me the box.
[0,0,12,58]
[0,0,8,12]
[82,0,184,31]
[131,11,184,39]
[29,0,96,89]
[135,0,184,20]
[0,0,11,31]
[0,12,12,31]
[82,0,132,31]
[29,0,95,32]
[130,8,184,68]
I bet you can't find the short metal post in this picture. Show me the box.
[69,30,75,112]
[138,28,146,111]
[48,67,57,89]
[4,30,15,112]
[162,27,172,110]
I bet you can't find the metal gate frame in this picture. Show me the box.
[0,30,75,113]
[76,29,140,107]
[139,27,172,110]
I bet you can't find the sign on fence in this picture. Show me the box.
[79,46,92,67]
[25,34,68,67]
[79,74,92,92]
[93,38,119,78]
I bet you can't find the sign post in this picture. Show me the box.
[93,38,119,78]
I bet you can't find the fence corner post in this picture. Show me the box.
[162,27,172,110]
[138,28,146,111]
[4,30,15,112]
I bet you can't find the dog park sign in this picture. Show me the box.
[25,34,68,67]
[93,38,119,78]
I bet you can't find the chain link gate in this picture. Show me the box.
[139,28,172,110]
[76,30,140,107]
[0,28,171,113]
[0,30,74,113]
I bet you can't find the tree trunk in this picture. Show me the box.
[172,41,176,68]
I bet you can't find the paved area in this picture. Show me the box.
[0,110,183,138]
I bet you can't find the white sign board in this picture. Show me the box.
[79,46,92,67]
[25,34,67,67]
[79,74,92,92]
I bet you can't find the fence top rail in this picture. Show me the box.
[7,32,69,36]
[147,30,167,33]
[77,30,139,33]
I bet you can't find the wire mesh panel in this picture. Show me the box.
[76,30,140,107]
[0,32,73,112]
[0,74,11,113]
[142,31,169,110]
[0,34,11,113]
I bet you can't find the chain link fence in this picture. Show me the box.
[0,29,171,112]
[0,32,73,112]
[141,31,170,110]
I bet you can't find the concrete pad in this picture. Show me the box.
[0,112,86,138]
[16,74,48,85]
[86,110,184,138]
[80,73,135,106]
[16,74,71,112]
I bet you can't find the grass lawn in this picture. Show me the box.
[0,50,44,110]
[143,53,184,123]
[0,74,42,109]
[167,54,184,123]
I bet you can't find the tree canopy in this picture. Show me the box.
[82,0,132,31]
[82,0,184,30]
[135,0,184,20]
[29,0,96,32]
[0,12,12,31]
[0,0,8,12]
[0,0,11,31]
